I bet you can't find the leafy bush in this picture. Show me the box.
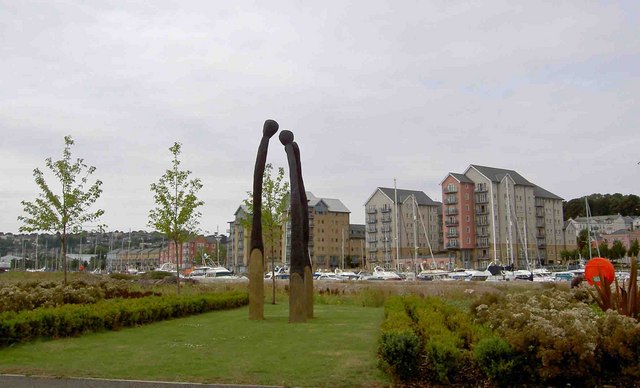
[423,334,461,384]
[378,331,422,382]
[474,336,517,386]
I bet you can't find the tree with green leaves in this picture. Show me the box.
[18,135,105,284]
[242,163,290,268]
[148,142,203,293]
[242,163,289,304]
[629,239,640,259]
[610,240,627,260]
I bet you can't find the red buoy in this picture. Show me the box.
[584,257,615,286]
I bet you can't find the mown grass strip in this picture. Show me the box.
[0,302,387,387]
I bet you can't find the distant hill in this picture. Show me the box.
[563,193,640,220]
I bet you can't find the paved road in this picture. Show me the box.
[0,374,282,388]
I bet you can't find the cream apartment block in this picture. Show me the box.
[284,192,351,269]
[364,187,442,270]
[441,165,566,270]
[228,192,356,273]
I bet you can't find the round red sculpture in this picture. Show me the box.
[584,257,615,286]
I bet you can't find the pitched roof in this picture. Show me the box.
[467,164,535,186]
[377,187,438,206]
[533,185,563,200]
[449,173,474,184]
[306,192,350,213]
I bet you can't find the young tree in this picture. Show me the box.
[242,163,290,268]
[242,163,289,304]
[148,142,203,293]
[610,240,627,260]
[18,135,104,284]
[629,239,640,259]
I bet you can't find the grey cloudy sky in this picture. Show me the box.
[1,1,639,235]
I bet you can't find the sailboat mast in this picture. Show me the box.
[394,179,400,271]
[585,197,600,258]
[412,194,418,272]
[504,176,515,267]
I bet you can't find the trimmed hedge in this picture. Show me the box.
[0,291,248,347]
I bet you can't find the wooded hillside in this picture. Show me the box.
[563,193,640,220]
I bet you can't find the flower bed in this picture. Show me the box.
[378,288,640,386]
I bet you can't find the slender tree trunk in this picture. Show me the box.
[175,240,181,294]
[62,227,67,285]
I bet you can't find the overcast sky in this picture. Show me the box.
[1,1,639,235]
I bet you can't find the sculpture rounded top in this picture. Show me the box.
[263,119,279,138]
[279,130,294,145]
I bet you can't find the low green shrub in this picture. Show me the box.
[424,334,462,384]
[474,336,517,386]
[378,331,421,382]
[378,295,487,385]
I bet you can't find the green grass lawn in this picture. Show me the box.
[0,301,388,387]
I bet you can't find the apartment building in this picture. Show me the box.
[284,192,351,270]
[364,187,442,271]
[347,224,366,268]
[442,165,565,269]
[227,205,251,273]
[229,192,352,273]
[159,235,217,269]
[567,214,630,236]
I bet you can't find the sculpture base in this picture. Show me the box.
[248,249,264,320]
[289,272,307,323]
[304,266,314,319]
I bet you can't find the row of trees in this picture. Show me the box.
[560,229,640,263]
[17,135,287,290]
[18,136,204,289]
[563,193,640,220]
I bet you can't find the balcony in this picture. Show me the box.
[535,199,544,208]
[446,241,460,250]
[476,218,489,226]
[476,230,489,237]
[381,225,392,233]
[366,226,377,233]
[475,195,489,204]
[444,186,458,194]
[445,218,459,226]
[476,240,489,248]
[446,231,459,238]
[367,236,377,243]
[475,206,489,215]
[536,219,545,228]
[366,206,377,214]
[381,215,392,223]
[367,217,377,224]
[475,185,488,193]
[368,247,378,253]
[445,198,458,205]
[536,209,544,218]
[381,206,392,213]
[445,207,458,216]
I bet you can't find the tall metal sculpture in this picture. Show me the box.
[249,119,279,320]
[279,130,312,322]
